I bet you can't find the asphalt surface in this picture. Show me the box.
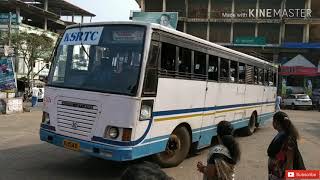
[0,110,319,180]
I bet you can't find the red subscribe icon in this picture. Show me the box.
[286,170,320,179]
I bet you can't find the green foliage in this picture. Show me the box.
[0,31,8,45]
[11,31,55,88]
[11,32,54,63]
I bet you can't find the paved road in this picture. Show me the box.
[0,110,319,180]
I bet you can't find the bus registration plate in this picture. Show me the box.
[63,140,80,151]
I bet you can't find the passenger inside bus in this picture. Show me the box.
[179,63,190,74]
[84,48,141,93]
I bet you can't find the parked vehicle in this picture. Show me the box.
[282,94,313,110]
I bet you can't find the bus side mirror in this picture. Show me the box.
[44,76,48,84]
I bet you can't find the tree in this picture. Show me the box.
[11,32,54,90]
[0,31,8,45]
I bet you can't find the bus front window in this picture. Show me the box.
[48,25,146,96]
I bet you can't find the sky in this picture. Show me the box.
[66,0,140,22]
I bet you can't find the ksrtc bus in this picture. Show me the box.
[40,22,277,167]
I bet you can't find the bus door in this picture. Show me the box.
[261,70,269,114]
[198,57,219,148]
[257,68,265,115]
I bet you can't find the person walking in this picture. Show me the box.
[267,111,305,180]
[197,121,241,180]
[31,87,39,107]
[275,94,282,112]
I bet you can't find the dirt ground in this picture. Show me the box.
[0,110,319,180]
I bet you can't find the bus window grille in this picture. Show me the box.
[159,69,207,80]
[246,66,254,84]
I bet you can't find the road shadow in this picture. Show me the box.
[0,143,149,180]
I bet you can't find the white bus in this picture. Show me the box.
[40,21,277,167]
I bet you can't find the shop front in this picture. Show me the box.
[279,54,320,105]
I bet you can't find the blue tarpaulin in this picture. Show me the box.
[281,43,320,49]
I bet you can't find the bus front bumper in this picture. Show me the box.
[40,128,134,161]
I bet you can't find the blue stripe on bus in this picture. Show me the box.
[134,112,274,157]
[153,107,206,117]
[82,101,275,147]
[92,117,153,146]
[141,112,274,145]
[40,112,274,161]
[91,102,275,146]
[153,101,275,117]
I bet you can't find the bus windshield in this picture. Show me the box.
[48,25,146,96]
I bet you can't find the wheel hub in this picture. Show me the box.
[165,135,181,156]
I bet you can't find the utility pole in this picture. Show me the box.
[8,12,12,47]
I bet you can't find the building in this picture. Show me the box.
[0,0,95,79]
[0,0,95,32]
[136,0,320,95]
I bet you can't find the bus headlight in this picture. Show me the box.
[42,112,50,124]
[140,100,154,121]
[140,105,152,120]
[106,127,119,139]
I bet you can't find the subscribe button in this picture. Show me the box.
[286,170,320,179]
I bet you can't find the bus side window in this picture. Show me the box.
[273,71,277,87]
[264,69,269,86]
[258,68,263,85]
[245,65,254,84]
[239,63,246,83]
[178,47,192,77]
[148,41,160,67]
[208,55,218,81]
[193,51,206,79]
[254,67,259,84]
[160,42,176,76]
[230,61,238,83]
[143,41,160,96]
[220,58,229,82]
[268,70,273,86]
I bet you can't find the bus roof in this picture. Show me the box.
[67,21,276,68]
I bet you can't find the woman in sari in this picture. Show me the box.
[197,121,241,180]
[267,111,305,180]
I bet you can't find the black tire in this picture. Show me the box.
[240,114,256,136]
[291,103,295,110]
[153,126,191,168]
[255,115,260,128]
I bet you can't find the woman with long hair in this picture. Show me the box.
[267,111,305,180]
[197,121,241,180]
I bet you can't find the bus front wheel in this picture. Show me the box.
[240,114,256,136]
[153,126,191,168]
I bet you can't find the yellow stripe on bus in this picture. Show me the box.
[154,113,205,122]
[154,105,262,122]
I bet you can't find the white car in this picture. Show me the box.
[283,94,313,110]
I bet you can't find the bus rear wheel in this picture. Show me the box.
[153,126,191,168]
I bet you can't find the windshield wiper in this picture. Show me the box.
[78,23,92,62]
